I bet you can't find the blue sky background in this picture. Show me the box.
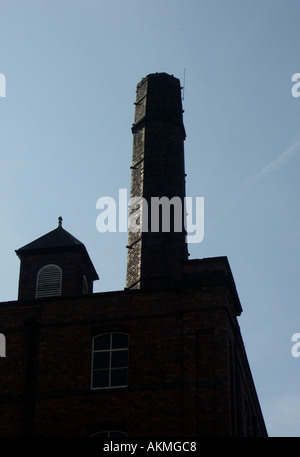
[0,0,300,437]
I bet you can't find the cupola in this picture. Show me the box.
[15,217,99,300]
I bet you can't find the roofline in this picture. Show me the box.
[15,244,99,281]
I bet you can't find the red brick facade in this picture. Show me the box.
[0,256,267,437]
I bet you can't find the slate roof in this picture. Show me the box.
[17,226,82,252]
[15,218,99,280]
[16,218,83,253]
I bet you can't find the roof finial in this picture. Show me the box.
[58,216,63,227]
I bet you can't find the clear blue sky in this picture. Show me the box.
[1,0,300,437]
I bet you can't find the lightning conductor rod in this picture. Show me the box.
[181,68,186,101]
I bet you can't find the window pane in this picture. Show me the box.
[91,333,129,390]
[91,431,127,438]
[94,334,111,351]
[93,351,110,369]
[109,432,128,437]
[111,350,128,368]
[91,432,109,437]
[92,370,109,388]
[112,334,128,350]
[110,368,128,387]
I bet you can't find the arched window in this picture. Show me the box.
[90,431,128,438]
[36,264,62,298]
[91,333,128,390]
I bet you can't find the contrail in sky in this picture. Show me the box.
[244,136,300,185]
[209,136,300,231]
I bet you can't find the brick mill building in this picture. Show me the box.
[0,73,267,437]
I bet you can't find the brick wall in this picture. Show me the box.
[0,257,267,437]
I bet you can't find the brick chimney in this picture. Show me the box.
[126,73,188,290]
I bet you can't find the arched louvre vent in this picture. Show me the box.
[82,275,89,294]
[36,264,62,298]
